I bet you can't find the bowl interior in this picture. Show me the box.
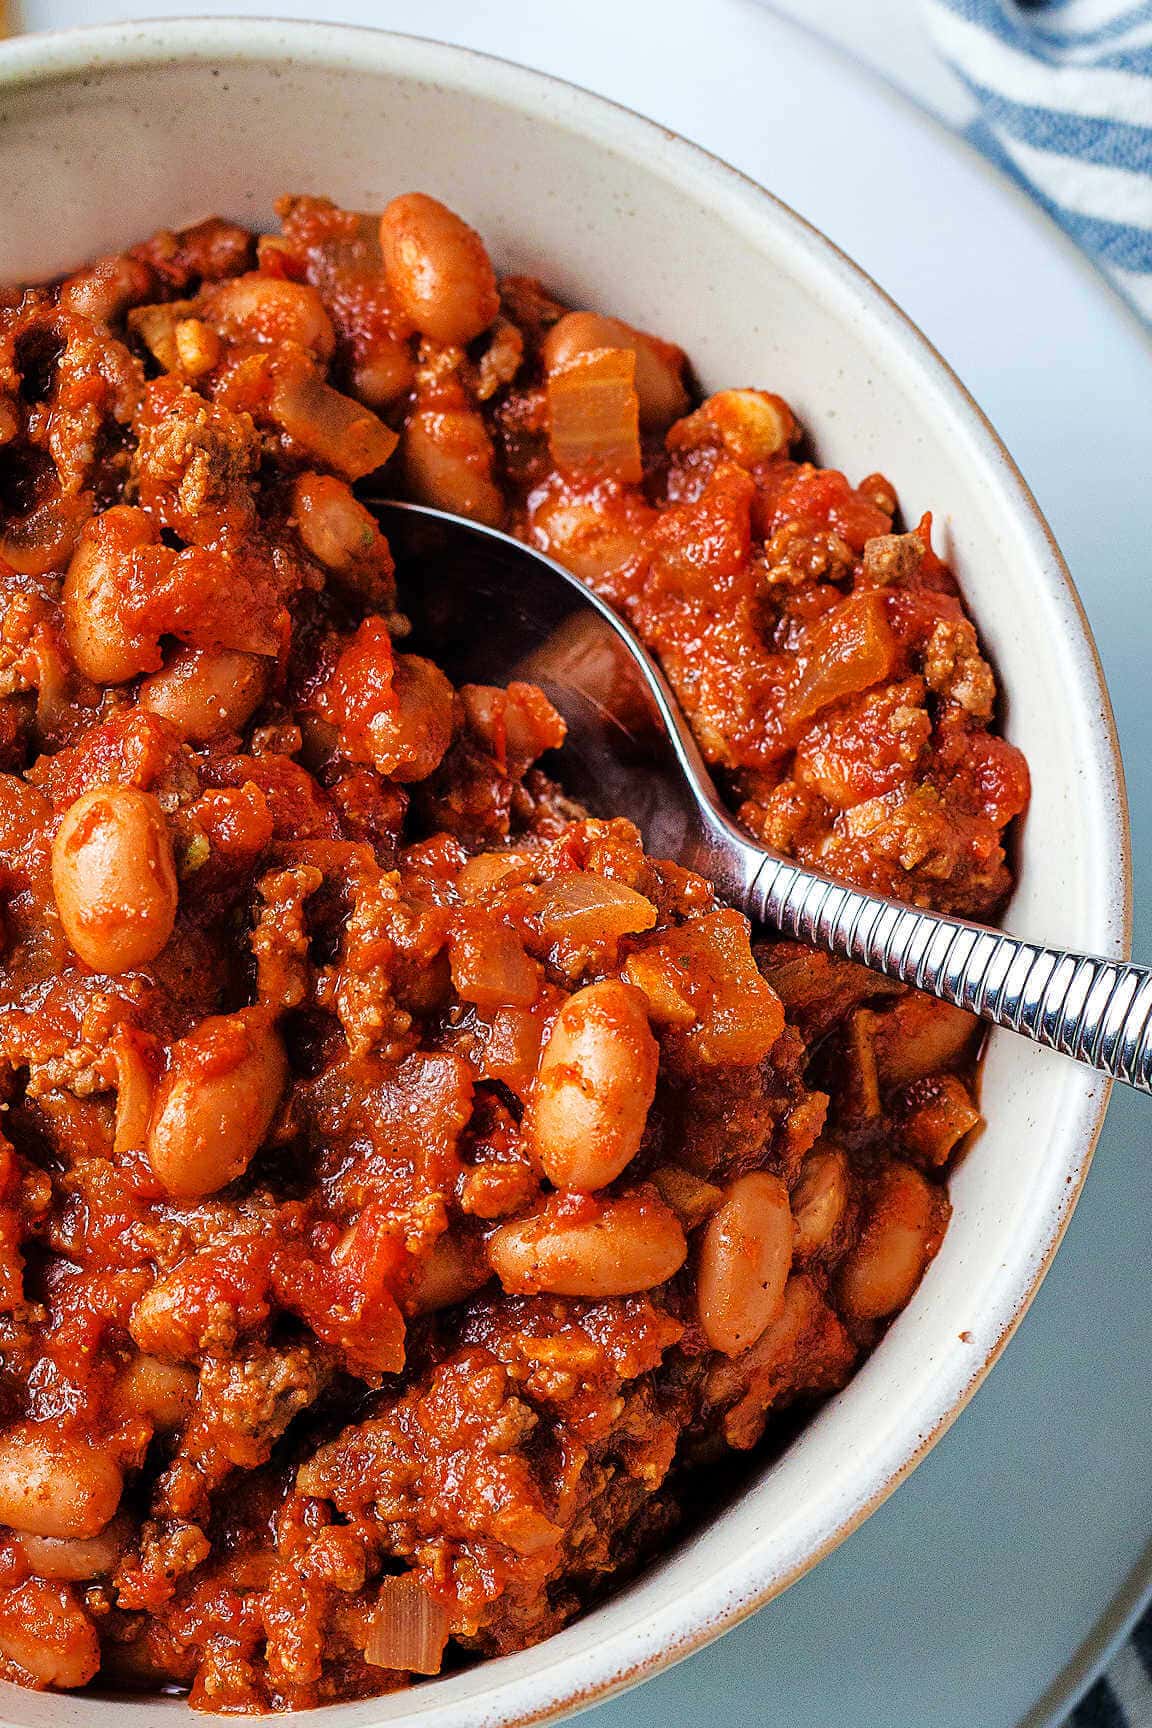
[0,21,1127,1728]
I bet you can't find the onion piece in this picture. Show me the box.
[112,1029,157,1157]
[364,1574,450,1675]
[270,362,399,480]
[457,849,534,902]
[545,348,642,484]
[479,1005,544,1094]
[449,920,540,1009]
[898,1074,982,1166]
[621,949,696,1028]
[623,910,785,1065]
[537,872,657,944]
[650,1163,723,1229]
[870,995,979,1088]
[128,300,195,371]
[784,592,896,729]
[847,1009,882,1120]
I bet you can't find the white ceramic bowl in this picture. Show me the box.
[0,19,1130,1727]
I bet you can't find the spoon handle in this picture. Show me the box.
[747,857,1150,1095]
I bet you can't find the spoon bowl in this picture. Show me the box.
[377,500,760,904]
[376,501,1152,1096]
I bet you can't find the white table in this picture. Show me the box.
[761,0,970,118]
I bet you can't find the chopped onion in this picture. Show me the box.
[364,1574,450,1675]
[449,921,540,1009]
[546,348,643,484]
[31,635,75,737]
[900,1074,982,1166]
[481,1005,544,1093]
[847,1009,881,1120]
[784,592,896,728]
[128,301,192,372]
[457,849,534,902]
[537,872,656,943]
[621,949,696,1028]
[871,996,979,1088]
[270,362,399,480]
[650,1163,723,1229]
[113,1031,156,1156]
[623,911,785,1065]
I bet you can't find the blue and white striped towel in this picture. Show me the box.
[1071,1633,1152,1728]
[925,0,1152,319]
[923,8,1152,1721]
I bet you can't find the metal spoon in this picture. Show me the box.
[373,500,1150,1096]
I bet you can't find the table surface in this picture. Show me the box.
[8,3,1152,1725]
[759,0,972,117]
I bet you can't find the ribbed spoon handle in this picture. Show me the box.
[747,858,1150,1095]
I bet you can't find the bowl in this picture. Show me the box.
[0,18,1130,1727]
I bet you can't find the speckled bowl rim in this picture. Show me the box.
[0,17,1132,1727]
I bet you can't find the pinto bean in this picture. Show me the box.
[0,1580,100,1689]
[110,1354,198,1429]
[667,388,796,463]
[365,653,456,783]
[697,1172,793,1356]
[489,1190,686,1297]
[14,1513,130,1581]
[350,339,415,409]
[837,1162,940,1321]
[0,1428,122,1539]
[402,405,504,526]
[146,1008,287,1199]
[62,506,162,683]
[140,646,268,742]
[543,310,689,429]
[528,979,658,1191]
[51,785,177,974]
[201,272,335,359]
[406,1233,490,1315]
[59,252,154,326]
[527,482,655,583]
[379,192,499,345]
[791,1146,849,1260]
[293,473,380,571]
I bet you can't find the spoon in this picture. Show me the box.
[372,500,1150,1097]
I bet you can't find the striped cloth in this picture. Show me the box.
[924,0,1152,318]
[1070,1622,1152,1727]
[923,6,1152,1720]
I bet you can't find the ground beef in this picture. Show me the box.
[0,191,1025,1709]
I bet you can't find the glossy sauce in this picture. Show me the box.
[0,193,1025,1710]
